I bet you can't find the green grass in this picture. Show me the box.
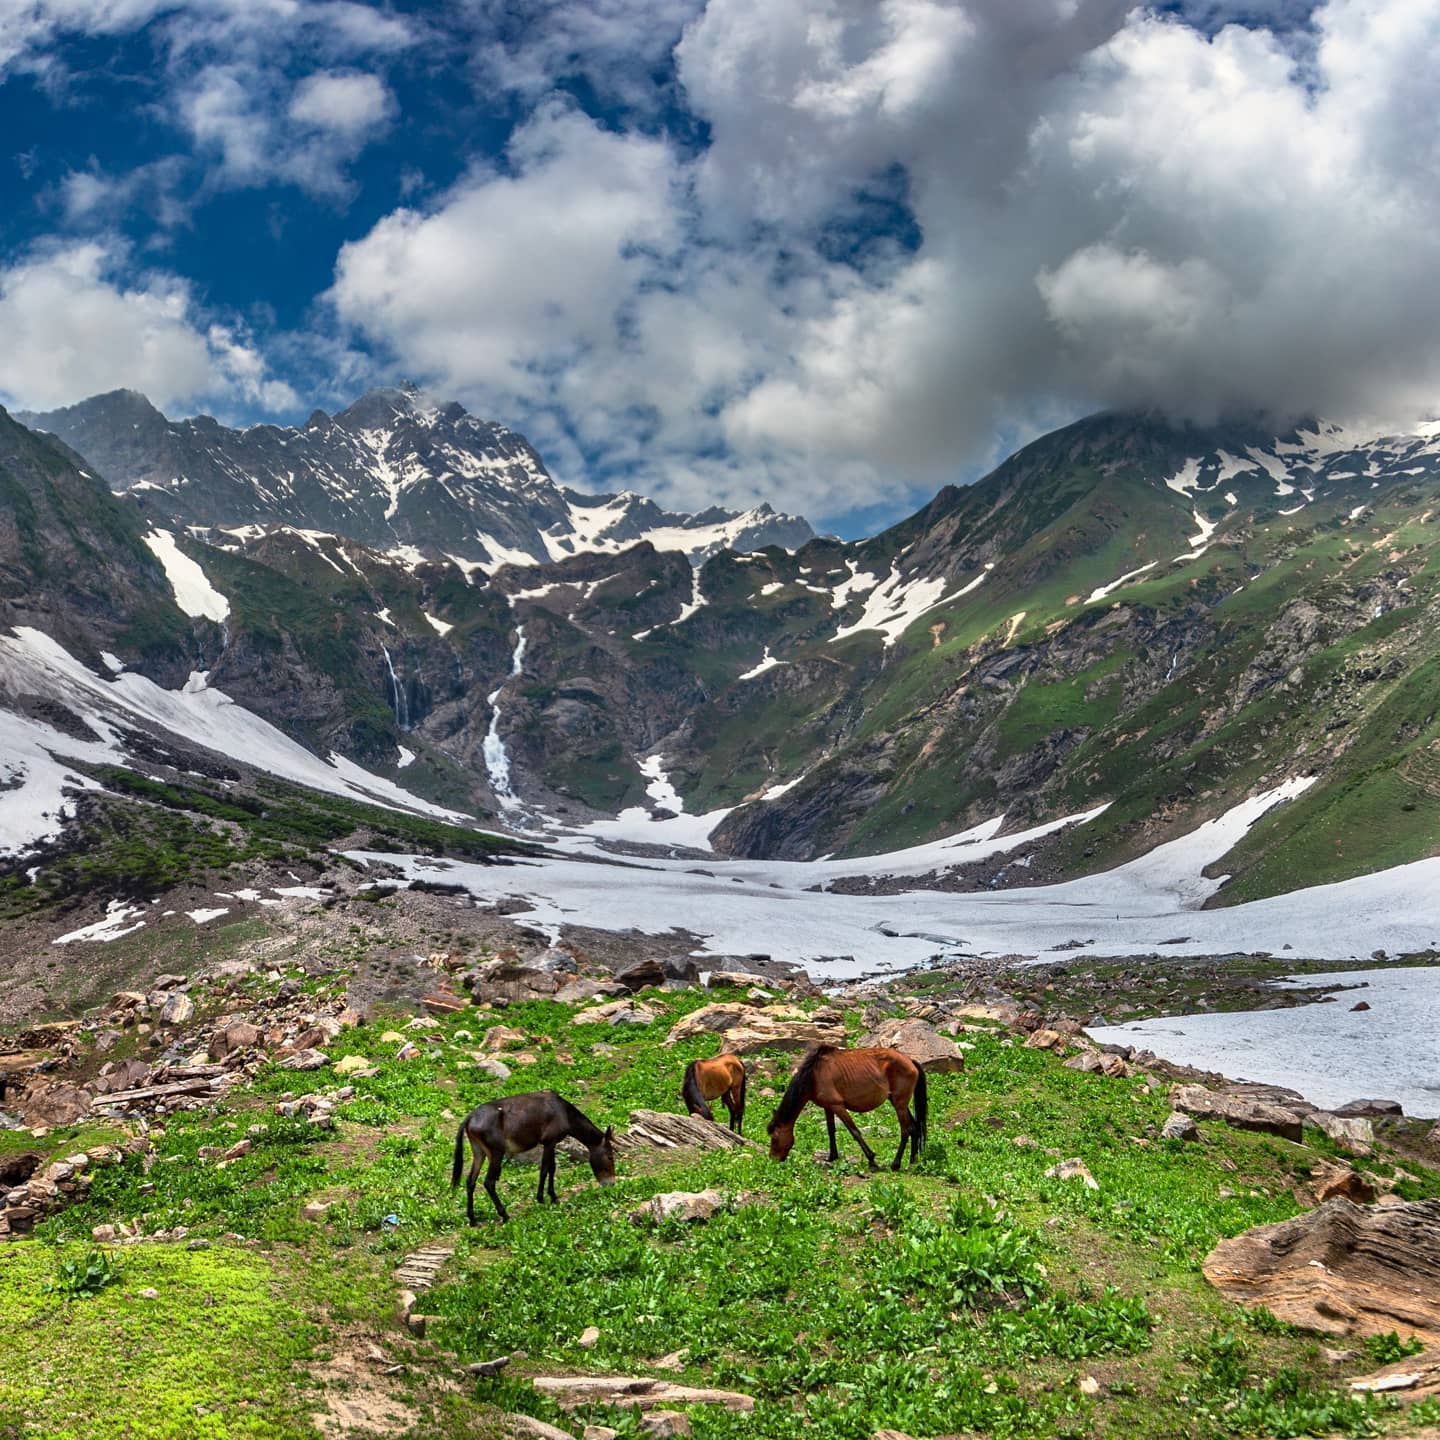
[11,977,1433,1440]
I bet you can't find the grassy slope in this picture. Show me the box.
[5,975,1438,1440]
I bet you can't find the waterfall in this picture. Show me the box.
[381,643,409,730]
[483,625,526,809]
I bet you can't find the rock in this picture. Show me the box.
[1161,1112,1199,1142]
[279,1049,329,1071]
[1025,1029,1065,1050]
[472,967,560,1006]
[395,1042,421,1062]
[301,1200,334,1221]
[1202,1198,1440,1345]
[379,1030,406,1044]
[555,979,621,1004]
[639,1412,690,1438]
[208,1021,262,1060]
[91,1224,117,1242]
[1078,1376,1101,1396]
[614,959,666,992]
[577,1326,600,1349]
[1171,1084,1303,1142]
[221,1139,250,1162]
[1044,1158,1099,1191]
[608,1005,657,1027]
[631,1189,726,1225]
[482,1025,529,1051]
[421,992,467,1017]
[1334,1099,1403,1118]
[584,1428,618,1440]
[856,1018,965,1074]
[466,1356,512,1378]
[663,1004,754,1045]
[502,1417,578,1440]
[473,1056,512,1081]
[1314,1166,1378,1205]
[719,1016,844,1055]
[396,1289,417,1320]
[571,1000,656,1027]
[873,1431,921,1440]
[138,1287,159,1300]
[533,947,578,974]
[158,993,194,1026]
[21,1083,91,1128]
[333,1055,377,1077]
[1310,1112,1376,1156]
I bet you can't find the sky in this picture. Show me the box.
[1,0,1439,537]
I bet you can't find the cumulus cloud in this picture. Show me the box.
[0,242,295,413]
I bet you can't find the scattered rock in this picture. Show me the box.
[1310,1112,1376,1156]
[333,1055,377,1077]
[301,1200,335,1222]
[208,1021,262,1060]
[1171,1084,1303,1143]
[619,1111,757,1153]
[158,993,194,1026]
[1161,1112,1199,1142]
[583,1428,618,1440]
[614,959,666,992]
[1044,1158,1099,1190]
[1078,1376,1101,1396]
[639,1411,690,1438]
[137,1287,159,1300]
[482,1025,529,1051]
[532,1377,754,1413]
[577,1326,600,1349]
[631,1189,726,1225]
[1203,1198,1440,1344]
[1314,1165,1377,1206]
[279,1049,329,1071]
[501,1414,577,1440]
[473,1056,512,1081]
[856,1018,965,1074]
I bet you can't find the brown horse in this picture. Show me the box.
[451,1090,615,1223]
[767,1045,927,1170]
[681,1054,748,1134]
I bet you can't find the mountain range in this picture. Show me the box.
[3,385,1439,926]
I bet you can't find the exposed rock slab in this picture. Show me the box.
[1171,1084,1303,1142]
[1203,1199,1440,1344]
[856,1018,965,1074]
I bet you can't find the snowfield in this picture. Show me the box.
[350,779,1440,979]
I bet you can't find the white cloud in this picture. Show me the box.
[0,242,293,414]
[289,71,392,137]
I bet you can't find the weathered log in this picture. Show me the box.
[617,1110,759,1152]
[90,1077,224,1108]
[532,1377,754,1412]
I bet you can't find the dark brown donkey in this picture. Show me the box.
[681,1053,748,1134]
[767,1045,927,1170]
[451,1090,616,1223]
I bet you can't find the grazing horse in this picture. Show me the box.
[681,1054,748,1134]
[451,1090,616,1223]
[767,1045,927,1171]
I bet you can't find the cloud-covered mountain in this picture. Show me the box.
[21,385,814,571]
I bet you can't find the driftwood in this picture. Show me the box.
[618,1110,760,1153]
[1203,1198,1440,1345]
[532,1376,755,1412]
[90,1076,225,1108]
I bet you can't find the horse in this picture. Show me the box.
[451,1090,616,1223]
[681,1053,748,1134]
[767,1045,927,1170]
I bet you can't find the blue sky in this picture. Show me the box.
[2,1,1438,538]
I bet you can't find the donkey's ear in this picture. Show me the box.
[604,1126,615,1143]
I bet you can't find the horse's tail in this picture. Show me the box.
[911,1066,929,1160]
[681,1060,712,1120]
[450,1118,467,1189]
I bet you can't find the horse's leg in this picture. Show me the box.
[835,1107,878,1170]
[465,1143,481,1226]
[888,1096,911,1173]
[824,1109,840,1163]
[722,1085,740,1134]
[484,1153,508,1223]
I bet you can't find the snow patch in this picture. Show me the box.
[142,529,230,622]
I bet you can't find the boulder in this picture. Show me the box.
[158,993,194,1026]
[572,1000,656,1027]
[720,1017,844,1055]
[532,947,578,974]
[639,1413,690,1439]
[1025,1029,1065,1050]
[1334,1099,1403,1118]
[481,1025,529,1051]
[614,959,666,992]
[663,1004,753,1045]
[1310,1112,1376,1156]
[279,1049,329,1071]
[1161,1112,1200,1142]
[472,967,559,1006]
[208,1021,262,1060]
[333,1055,377,1077]
[502,1415,577,1440]
[1044,1158,1099,1191]
[21,1082,91,1128]
[473,1056,512,1081]
[555,978,623,1004]
[631,1189,726,1225]
[1203,1198,1440,1344]
[1171,1084,1303,1142]
[856,1018,965,1074]
[1314,1165,1378,1206]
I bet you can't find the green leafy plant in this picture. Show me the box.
[43,1248,121,1301]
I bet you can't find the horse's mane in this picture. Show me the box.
[769,1045,837,1130]
[560,1096,606,1146]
